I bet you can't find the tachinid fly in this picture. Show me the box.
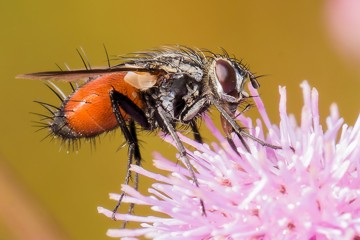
[18,46,280,222]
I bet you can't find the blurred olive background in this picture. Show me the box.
[0,1,359,239]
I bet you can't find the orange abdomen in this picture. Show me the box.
[53,73,143,138]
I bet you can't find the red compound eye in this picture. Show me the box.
[215,59,237,94]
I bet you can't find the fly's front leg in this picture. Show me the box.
[109,89,143,226]
[222,103,253,153]
[211,97,282,151]
[220,114,251,153]
[156,106,206,216]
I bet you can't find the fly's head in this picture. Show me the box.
[209,57,259,109]
[208,57,260,135]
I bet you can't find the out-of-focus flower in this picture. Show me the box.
[324,0,360,68]
[98,81,360,239]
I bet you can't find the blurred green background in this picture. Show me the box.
[0,1,359,239]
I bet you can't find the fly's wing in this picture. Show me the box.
[17,65,162,90]
[17,68,120,81]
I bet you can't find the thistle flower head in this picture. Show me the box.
[98,81,360,239]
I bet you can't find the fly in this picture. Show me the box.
[18,46,281,225]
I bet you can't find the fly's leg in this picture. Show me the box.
[109,89,143,227]
[190,120,203,144]
[211,97,282,151]
[128,120,141,218]
[156,107,206,216]
[229,104,253,153]
[221,114,251,153]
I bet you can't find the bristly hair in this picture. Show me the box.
[32,82,99,152]
[118,45,250,73]
[31,47,103,152]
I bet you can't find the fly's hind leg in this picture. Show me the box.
[115,120,141,228]
[109,89,148,227]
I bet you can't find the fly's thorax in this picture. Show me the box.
[150,53,205,82]
[125,50,205,82]
[144,72,208,124]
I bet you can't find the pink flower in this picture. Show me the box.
[98,81,360,239]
